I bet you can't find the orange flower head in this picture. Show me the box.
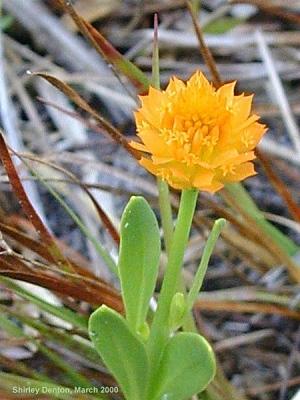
[130,71,267,193]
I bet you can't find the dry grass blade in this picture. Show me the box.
[222,188,300,283]
[229,0,300,24]
[196,198,276,264]
[255,29,300,156]
[185,0,222,87]
[61,0,119,31]
[0,234,122,312]
[0,221,123,312]
[0,1,299,398]
[0,217,104,278]
[17,149,120,245]
[34,72,141,159]
[0,13,47,224]
[195,299,300,321]
[56,0,149,94]
[256,150,300,223]
[0,269,123,312]
[0,253,35,276]
[247,377,300,397]
[0,131,74,273]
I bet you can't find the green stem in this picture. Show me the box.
[146,189,199,377]
[157,180,197,333]
[157,178,174,254]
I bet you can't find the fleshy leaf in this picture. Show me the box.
[118,196,161,331]
[89,305,148,400]
[168,292,187,332]
[149,332,216,400]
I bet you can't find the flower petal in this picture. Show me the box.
[133,70,267,192]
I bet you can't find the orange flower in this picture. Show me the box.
[130,71,267,193]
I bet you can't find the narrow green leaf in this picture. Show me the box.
[204,17,244,34]
[89,305,148,400]
[148,332,216,400]
[0,304,100,366]
[118,196,160,331]
[0,306,93,388]
[186,218,226,311]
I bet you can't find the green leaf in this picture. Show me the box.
[89,305,148,400]
[149,332,216,400]
[0,15,14,31]
[118,196,160,331]
[204,17,243,34]
[168,292,187,332]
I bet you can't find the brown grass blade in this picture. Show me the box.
[0,217,123,312]
[195,299,300,320]
[229,0,300,25]
[0,216,112,280]
[0,252,35,275]
[222,188,300,283]
[55,0,150,95]
[15,148,120,245]
[0,220,65,266]
[0,268,123,312]
[34,73,141,159]
[185,0,222,87]
[0,132,74,273]
[256,149,300,223]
